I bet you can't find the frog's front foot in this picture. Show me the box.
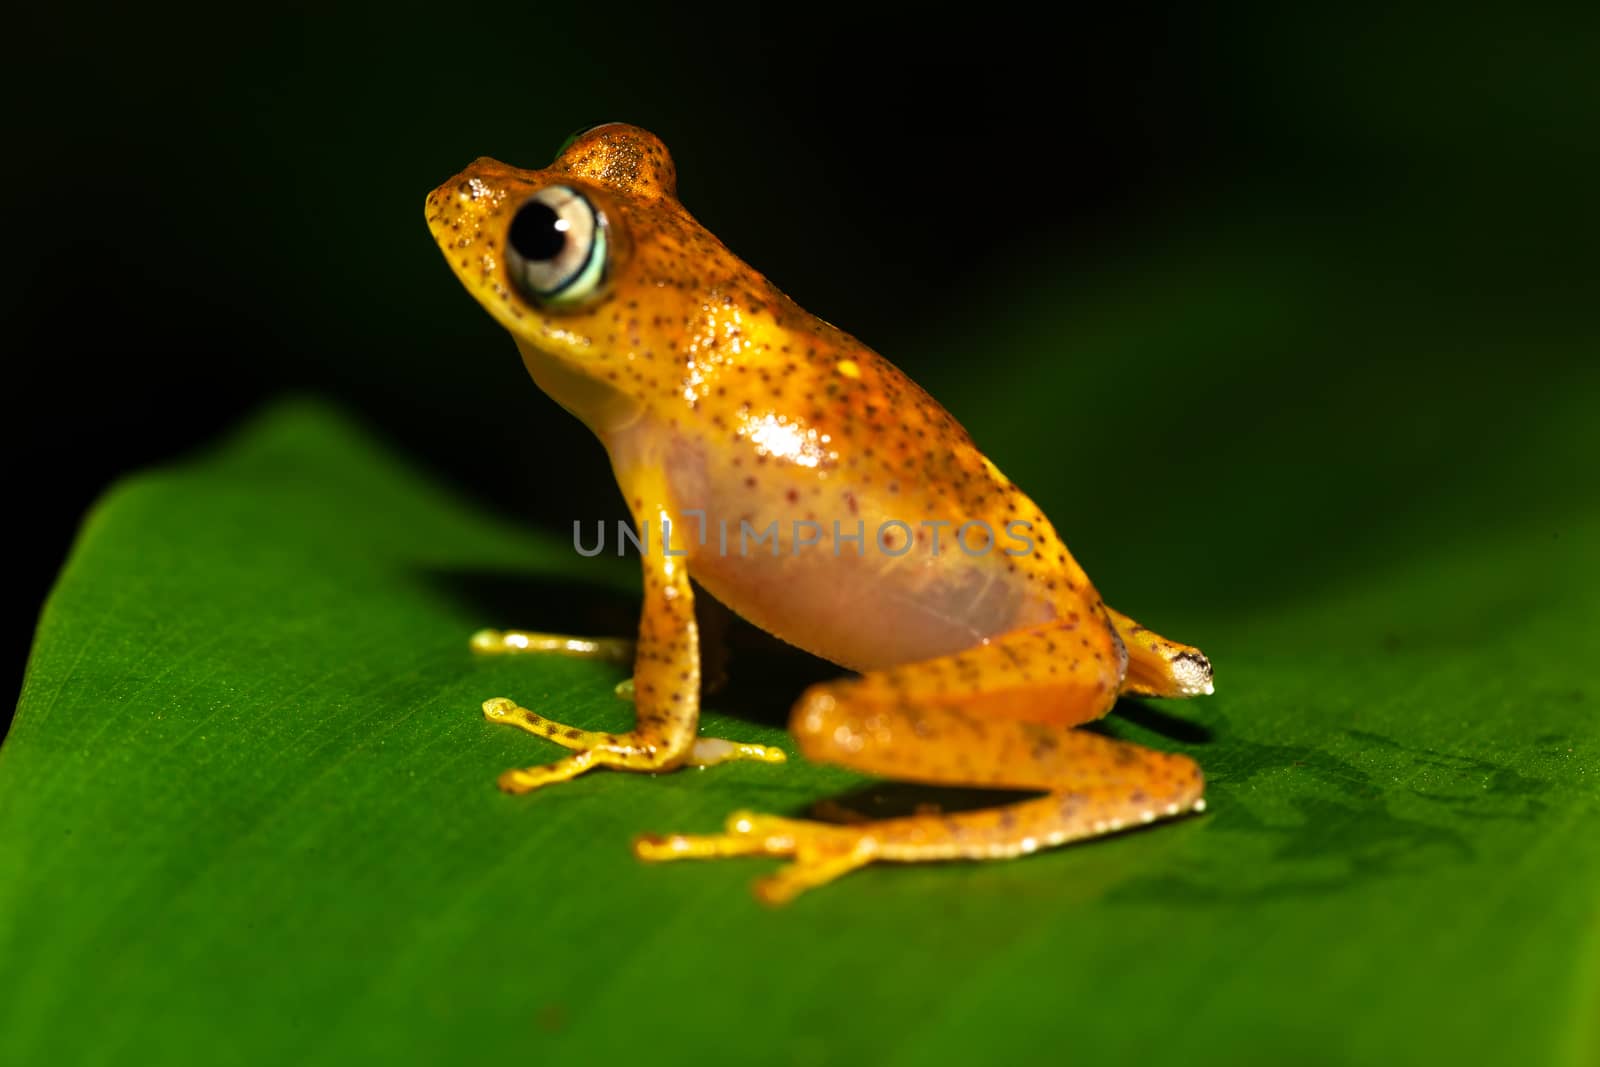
[471,629,724,700]
[470,628,635,661]
[635,812,876,906]
[482,698,785,794]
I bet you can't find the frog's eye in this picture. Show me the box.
[505,185,608,308]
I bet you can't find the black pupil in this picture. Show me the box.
[509,201,567,262]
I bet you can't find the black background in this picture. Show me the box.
[9,4,1597,730]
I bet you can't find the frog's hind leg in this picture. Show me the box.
[635,618,1205,903]
[1105,606,1214,698]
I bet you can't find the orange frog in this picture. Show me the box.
[425,124,1212,903]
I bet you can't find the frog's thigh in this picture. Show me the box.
[793,614,1129,769]
[796,701,1203,839]
[791,634,1202,828]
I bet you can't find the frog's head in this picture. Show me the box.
[426,123,766,433]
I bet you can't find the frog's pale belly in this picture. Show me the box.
[646,428,1057,673]
[690,543,1053,672]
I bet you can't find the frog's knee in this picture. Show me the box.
[789,683,913,771]
[789,685,848,763]
[791,685,831,732]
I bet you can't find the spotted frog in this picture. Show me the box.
[425,124,1212,902]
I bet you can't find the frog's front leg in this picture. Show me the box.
[481,464,783,794]
[471,589,736,701]
[636,617,1205,903]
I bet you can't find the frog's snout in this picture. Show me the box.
[423,156,530,253]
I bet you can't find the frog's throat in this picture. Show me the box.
[512,335,643,434]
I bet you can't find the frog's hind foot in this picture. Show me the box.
[482,698,784,794]
[635,812,876,906]
[1104,608,1214,698]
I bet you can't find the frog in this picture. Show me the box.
[424,123,1212,903]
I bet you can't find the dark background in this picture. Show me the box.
[8,4,1597,730]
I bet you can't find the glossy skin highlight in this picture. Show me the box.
[426,124,1213,902]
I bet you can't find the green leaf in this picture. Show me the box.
[5,385,1598,1066]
